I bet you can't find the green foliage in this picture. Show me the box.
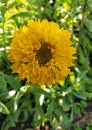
[0,0,92,129]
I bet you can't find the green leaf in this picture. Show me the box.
[62,112,71,129]
[1,114,16,130]
[8,12,32,20]
[80,100,87,108]
[74,125,82,130]
[79,90,92,97]
[54,107,61,121]
[73,104,81,114]
[46,99,54,117]
[11,109,21,123]
[0,75,7,89]
[6,75,21,89]
[0,90,8,100]
[85,18,92,32]
[70,108,74,123]
[73,91,87,100]
[85,85,92,93]
[1,4,7,17]
[33,108,44,126]
[1,119,11,130]
[62,98,71,111]
[0,102,10,114]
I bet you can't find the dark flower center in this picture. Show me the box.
[35,43,52,66]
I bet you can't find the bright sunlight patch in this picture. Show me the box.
[8,19,76,86]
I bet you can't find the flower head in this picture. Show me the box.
[8,19,76,86]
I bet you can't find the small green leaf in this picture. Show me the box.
[0,90,8,100]
[46,99,54,117]
[33,108,44,126]
[74,125,82,130]
[85,18,92,32]
[54,108,61,121]
[62,112,71,129]
[80,100,87,108]
[79,90,92,97]
[1,4,7,17]
[73,104,81,114]
[0,76,7,89]
[0,102,10,114]
[70,108,74,123]
[8,12,32,20]
[73,91,87,100]
[6,75,21,89]
[62,99,70,111]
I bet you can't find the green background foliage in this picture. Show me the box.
[0,0,92,129]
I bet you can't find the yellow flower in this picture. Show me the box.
[8,19,76,86]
